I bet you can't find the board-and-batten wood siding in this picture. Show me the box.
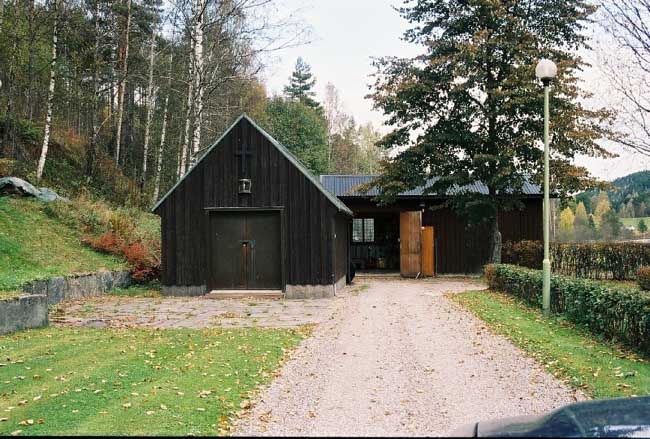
[423,200,542,274]
[343,198,542,274]
[157,118,347,289]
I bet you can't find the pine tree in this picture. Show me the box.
[284,57,319,108]
[639,219,648,234]
[588,214,597,239]
[600,210,623,240]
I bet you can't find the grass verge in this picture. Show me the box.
[0,198,126,292]
[107,283,161,298]
[451,290,650,399]
[0,326,306,436]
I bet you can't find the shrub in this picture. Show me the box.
[122,241,159,282]
[638,267,650,291]
[484,264,497,287]
[108,210,136,241]
[502,240,543,269]
[84,232,160,283]
[487,264,650,356]
[83,231,124,255]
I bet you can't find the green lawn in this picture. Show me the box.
[0,326,305,436]
[0,197,127,292]
[452,290,650,399]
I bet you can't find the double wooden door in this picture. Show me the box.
[399,211,435,277]
[209,211,282,290]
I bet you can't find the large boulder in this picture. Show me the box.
[0,176,40,197]
[0,176,68,202]
[37,187,68,202]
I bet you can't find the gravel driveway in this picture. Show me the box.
[235,277,584,437]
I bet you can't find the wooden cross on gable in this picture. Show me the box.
[235,142,253,178]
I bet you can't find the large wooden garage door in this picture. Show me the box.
[209,211,282,290]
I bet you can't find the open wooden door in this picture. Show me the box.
[400,211,422,277]
[421,226,435,277]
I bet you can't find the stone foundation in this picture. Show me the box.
[0,294,48,335]
[285,276,347,300]
[162,285,207,297]
[22,270,132,305]
[333,275,346,295]
[162,277,348,300]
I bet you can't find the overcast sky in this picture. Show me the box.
[261,0,650,181]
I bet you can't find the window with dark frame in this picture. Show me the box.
[352,218,375,243]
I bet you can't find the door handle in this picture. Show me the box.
[239,240,255,249]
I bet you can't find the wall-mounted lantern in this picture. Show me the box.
[238,178,252,194]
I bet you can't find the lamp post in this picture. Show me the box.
[536,59,557,316]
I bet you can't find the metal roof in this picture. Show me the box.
[152,115,353,216]
[319,175,542,198]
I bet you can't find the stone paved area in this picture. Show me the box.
[51,293,339,329]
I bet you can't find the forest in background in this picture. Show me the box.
[554,171,650,242]
[0,0,382,208]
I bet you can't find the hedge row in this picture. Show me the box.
[485,264,650,356]
[502,240,650,280]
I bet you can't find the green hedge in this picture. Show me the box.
[486,264,650,356]
[502,241,650,280]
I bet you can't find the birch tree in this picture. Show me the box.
[153,52,172,203]
[191,0,205,163]
[600,0,650,156]
[36,0,60,182]
[141,27,157,189]
[114,0,132,165]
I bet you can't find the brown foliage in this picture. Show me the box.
[637,267,650,291]
[503,240,650,281]
[501,240,543,269]
[84,231,160,282]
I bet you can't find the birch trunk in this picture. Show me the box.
[141,29,157,189]
[36,0,60,182]
[190,0,205,163]
[86,0,101,177]
[179,35,195,177]
[114,0,132,166]
[153,49,174,203]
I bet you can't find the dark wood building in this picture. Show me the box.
[154,114,544,298]
[153,115,352,298]
[319,175,543,276]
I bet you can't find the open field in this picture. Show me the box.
[621,217,650,229]
[452,290,650,399]
[0,198,126,292]
[0,326,305,436]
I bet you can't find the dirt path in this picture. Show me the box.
[235,278,584,437]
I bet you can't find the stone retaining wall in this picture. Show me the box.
[0,295,48,336]
[22,270,132,305]
[0,270,132,336]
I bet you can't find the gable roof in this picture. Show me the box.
[152,114,353,216]
[319,174,543,198]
